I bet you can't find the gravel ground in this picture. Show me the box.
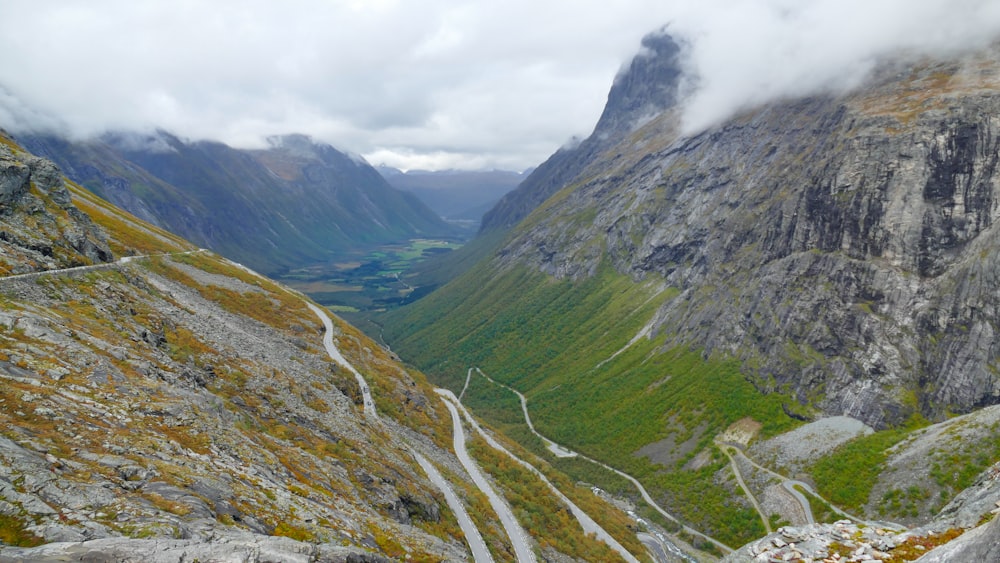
[748,416,873,473]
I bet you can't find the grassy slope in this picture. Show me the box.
[384,255,799,546]
[1,135,660,559]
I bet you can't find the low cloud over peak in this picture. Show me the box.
[0,1,998,170]
[669,0,1000,134]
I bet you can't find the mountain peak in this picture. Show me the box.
[480,29,684,232]
[593,29,684,136]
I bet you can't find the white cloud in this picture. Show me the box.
[669,0,1000,133]
[0,0,998,169]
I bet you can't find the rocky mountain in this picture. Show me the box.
[0,138,113,273]
[381,31,1000,553]
[0,135,644,561]
[480,29,682,233]
[16,132,457,276]
[493,45,1000,428]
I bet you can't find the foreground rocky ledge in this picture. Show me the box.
[0,533,395,563]
[722,516,1000,563]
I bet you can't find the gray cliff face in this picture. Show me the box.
[497,46,1000,428]
[480,30,683,232]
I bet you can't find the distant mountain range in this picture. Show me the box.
[15,131,457,275]
[376,165,527,226]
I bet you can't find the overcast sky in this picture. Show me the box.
[1,1,999,171]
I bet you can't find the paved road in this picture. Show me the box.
[306,303,378,418]
[230,259,506,561]
[438,392,537,563]
[0,249,205,284]
[637,532,698,563]
[470,368,732,556]
[440,388,641,563]
[471,368,575,458]
[459,367,474,402]
[413,451,494,563]
[717,443,772,533]
[726,444,906,531]
[721,445,815,524]
[782,481,816,525]
[306,304,502,561]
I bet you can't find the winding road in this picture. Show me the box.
[205,259,502,562]
[469,367,732,557]
[305,303,508,562]
[306,303,378,418]
[437,393,537,562]
[439,389,641,563]
[637,532,698,563]
[14,252,710,560]
[467,368,576,458]
[2,237,685,560]
[724,444,906,531]
[717,443,772,533]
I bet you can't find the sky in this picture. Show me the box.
[1,1,999,171]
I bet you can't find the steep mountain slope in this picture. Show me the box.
[382,35,1000,547]
[17,132,456,275]
[493,48,1000,428]
[0,135,468,560]
[480,29,682,232]
[0,135,644,561]
[387,28,685,325]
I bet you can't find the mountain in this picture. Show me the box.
[376,166,526,225]
[381,32,1000,550]
[0,134,644,561]
[16,132,457,276]
[480,30,682,233]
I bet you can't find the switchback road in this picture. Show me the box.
[470,367,731,557]
[439,388,641,563]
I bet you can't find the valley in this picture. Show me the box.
[277,238,465,314]
[4,9,1000,562]
[0,137,650,561]
[375,33,1000,562]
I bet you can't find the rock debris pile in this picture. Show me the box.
[726,520,952,563]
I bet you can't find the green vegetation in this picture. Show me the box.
[0,513,43,547]
[383,258,799,545]
[467,438,640,562]
[809,419,925,511]
[929,419,1000,502]
[277,238,464,314]
[879,486,930,518]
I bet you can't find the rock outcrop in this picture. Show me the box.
[0,533,395,562]
[0,139,112,274]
